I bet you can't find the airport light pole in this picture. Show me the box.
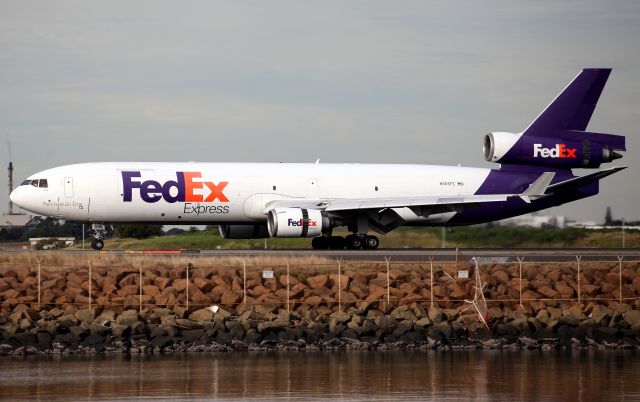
[622,218,625,249]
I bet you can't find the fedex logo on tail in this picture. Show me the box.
[122,171,229,203]
[533,144,577,159]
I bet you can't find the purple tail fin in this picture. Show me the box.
[523,68,611,137]
[487,68,625,169]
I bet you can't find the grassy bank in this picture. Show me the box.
[68,226,639,250]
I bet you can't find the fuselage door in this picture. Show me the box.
[64,177,74,198]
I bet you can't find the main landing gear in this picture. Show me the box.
[89,224,107,250]
[311,234,379,250]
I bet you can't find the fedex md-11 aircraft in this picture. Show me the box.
[10,68,627,250]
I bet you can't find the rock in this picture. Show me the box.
[116,310,140,327]
[414,317,432,328]
[89,323,111,337]
[181,329,205,341]
[307,275,329,289]
[392,320,413,337]
[535,309,549,325]
[188,308,214,322]
[175,318,199,329]
[432,322,452,339]
[110,323,130,338]
[492,270,509,285]
[623,310,640,327]
[538,286,558,298]
[74,309,96,323]
[329,274,349,290]
[590,305,612,326]
[57,314,78,329]
[428,306,444,323]
[37,332,52,348]
[390,305,417,321]
[329,312,351,333]
[97,310,116,322]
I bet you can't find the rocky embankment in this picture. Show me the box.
[1,302,640,355]
[1,261,640,354]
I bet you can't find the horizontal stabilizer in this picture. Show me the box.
[546,166,627,193]
[520,172,555,203]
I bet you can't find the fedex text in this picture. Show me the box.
[533,144,577,159]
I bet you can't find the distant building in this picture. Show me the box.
[0,214,30,228]
[495,213,566,228]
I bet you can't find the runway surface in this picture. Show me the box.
[3,248,640,263]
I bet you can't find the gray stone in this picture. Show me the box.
[110,323,129,338]
[97,310,116,322]
[392,320,413,336]
[89,323,110,337]
[390,306,417,321]
[329,312,351,333]
[188,308,214,322]
[415,317,432,328]
[175,318,200,329]
[428,306,444,323]
[116,310,140,327]
[74,309,96,323]
[623,310,640,327]
[57,314,78,329]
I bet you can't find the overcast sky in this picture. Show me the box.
[1,1,638,223]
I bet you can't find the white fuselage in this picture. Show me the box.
[10,162,492,225]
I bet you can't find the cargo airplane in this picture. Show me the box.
[10,69,626,250]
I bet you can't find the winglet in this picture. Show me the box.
[520,172,556,203]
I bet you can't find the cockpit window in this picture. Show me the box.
[21,178,48,188]
[31,180,39,188]
[38,179,48,188]
[21,180,31,186]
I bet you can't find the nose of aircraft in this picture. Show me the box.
[9,187,23,208]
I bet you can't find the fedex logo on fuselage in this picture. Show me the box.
[288,218,317,227]
[533,144,577,159]
[122,171,229,203]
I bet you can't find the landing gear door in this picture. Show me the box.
[64,177,74,198]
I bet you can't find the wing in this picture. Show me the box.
[265,172,556,215]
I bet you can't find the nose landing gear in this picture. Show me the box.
[89,224,107,250]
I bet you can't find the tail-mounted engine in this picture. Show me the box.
[483,131,625,169]
[267,208,327,238]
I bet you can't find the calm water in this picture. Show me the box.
[0,351,638,401]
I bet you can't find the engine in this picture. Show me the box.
[267,208,326,238]
[483,131,624,169]
[219,224,269,239]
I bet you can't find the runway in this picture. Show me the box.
[3,248,640,263]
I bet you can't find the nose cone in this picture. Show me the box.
[9,188,22,207]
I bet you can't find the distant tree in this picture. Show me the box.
[116,224,163,239]
[605,206,613,225]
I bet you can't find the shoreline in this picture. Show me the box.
[2,305,639,356]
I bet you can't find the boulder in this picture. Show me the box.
[115,310,140,327]
[623,310,640,327]
[307,275,329,289]
[428,306,444,323]
[188,308,214,322]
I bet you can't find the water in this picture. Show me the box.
[0,351,638,401]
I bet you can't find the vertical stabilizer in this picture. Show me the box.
[523,68,611,137]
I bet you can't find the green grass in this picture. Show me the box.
[78,226,639,250]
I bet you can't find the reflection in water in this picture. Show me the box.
[0,351,638,401]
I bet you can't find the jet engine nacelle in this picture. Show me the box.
[483,131,624,169]
[219,224,269,239]
[267,208,325,238]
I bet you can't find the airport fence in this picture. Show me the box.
[1,253,639,314]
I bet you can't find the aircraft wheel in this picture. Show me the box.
[345,234,363,249]
[91,238,104,250]
[311,236,329,250]
[328,236,346,249]
[363,235,379,250]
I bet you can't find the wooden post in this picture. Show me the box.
[286,263,290,315]
[337,258,342,312]
[429,256,434,308]
[139,261,143,313]
[186,262,190,310]
[576,256,582,304]
[517,256,525,308]
[35,257,42,309]
[242,260,247,306]
[385,257,391,307]
[88,260,92,310]
[618,256,624,303]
